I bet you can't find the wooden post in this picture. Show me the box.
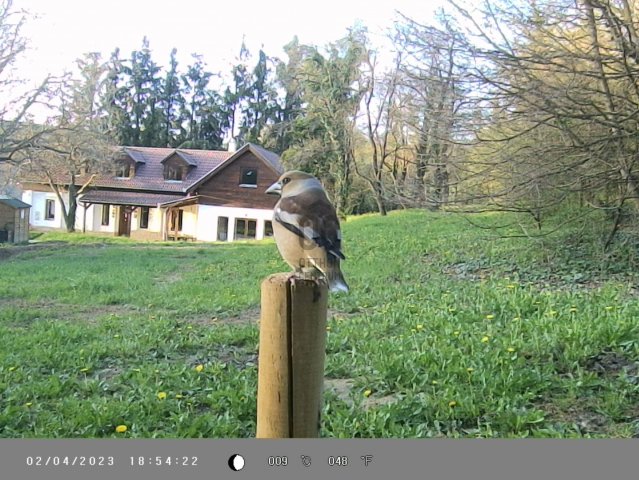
[256,272,328,438]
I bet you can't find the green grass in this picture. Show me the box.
[1,210,639,437]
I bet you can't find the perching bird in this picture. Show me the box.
[266,171,349,293]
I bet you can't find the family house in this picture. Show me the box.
[20,143,283,241]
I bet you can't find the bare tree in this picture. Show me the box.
[356,49,411,215]
[25,53,117,232]
[392,12,471,210]
[0,0,54,167]
[446,0,639,244]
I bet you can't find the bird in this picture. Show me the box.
[266,170,349,293]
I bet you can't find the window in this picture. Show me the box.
[101,204,110,226]
[235,218,257,239]
[165,165,184,181]
[139,207,149,229]
[170,209,183,231]
[264,220,274,238]
[239,167,258,187]
[45,199,55,220]
[115,162,131,178]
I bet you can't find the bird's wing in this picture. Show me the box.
[274,190,345,260]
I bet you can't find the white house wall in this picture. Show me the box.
[88,204,117,233]
[23,190,68,229]
[196,204,273,242]
[130,206,162,233]
[180,205,198,237]
[22,189,275,242]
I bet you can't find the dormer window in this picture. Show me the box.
[240,167,258,187]
[115,162,131,178]
[165,165,184,181]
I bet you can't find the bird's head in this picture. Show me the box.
[266,170,322,197]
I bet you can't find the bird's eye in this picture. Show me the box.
[282,177,291,185]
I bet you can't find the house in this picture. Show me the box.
[0,195,30,243]
[19,143,283,242]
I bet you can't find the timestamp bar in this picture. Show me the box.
[1,438,638,480]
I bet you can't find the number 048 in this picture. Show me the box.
[328,456,348,466]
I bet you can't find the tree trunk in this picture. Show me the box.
[65,183,78,232]
[374,189,387,216]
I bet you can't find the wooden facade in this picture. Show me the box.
[0,196,30,243]
[194,151,280,209]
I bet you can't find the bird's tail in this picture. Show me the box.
[327,268,349,293]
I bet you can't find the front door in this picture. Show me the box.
[117,206,132,236]
[217,216,228,241]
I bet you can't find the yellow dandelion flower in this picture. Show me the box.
[411,328,417,333]
[115,425,127,433]
[605,306,614,311]
[549,310,557,316]
[25,402,33,407]
[363,389,372,398]
[513,316,521,321]
[448,400,457,407]
[431,380,439,385]
[113,334,120,338]
[569,307,577,313]
[186,326,193,330]
[486,314,495,320]
[326,326,332,332]
[133,368,141,372]
[448,307,456,312]
[175,394,184,399]
[195,364,204,372]
[507,347,516,353]
[466,367,474,373]
[481,336,490,343]
[416,324,424,331]
[154,369,159,374]
[453,330,460,336]
[157,392,167,400]
[8,366,16,372]
[506,284,516,289]
[80,367,89,373]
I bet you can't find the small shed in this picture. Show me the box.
[0,195,31,243]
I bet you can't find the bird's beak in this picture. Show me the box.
[265,181,282,196]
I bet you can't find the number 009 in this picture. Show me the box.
[268,456,288,466]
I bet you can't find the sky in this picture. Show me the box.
[15,0,445,87]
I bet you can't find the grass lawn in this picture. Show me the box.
[1,210,638,438]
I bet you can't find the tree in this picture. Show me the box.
[160,48,185,147]
[180,54,213,147]
[283,28,369,215]
[224,41,252,147]
[447,0,639,245]
[240,49,279,143]
[26,54,116,232]
[0,0,53,166]
[393,12,470,209]
[357,48,411,215]
[264,37,307,153]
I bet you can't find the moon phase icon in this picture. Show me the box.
[228,454,245,471]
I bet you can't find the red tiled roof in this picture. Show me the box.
[79,190,185,207]
[21,144,283,195]
[101,147,232,192]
